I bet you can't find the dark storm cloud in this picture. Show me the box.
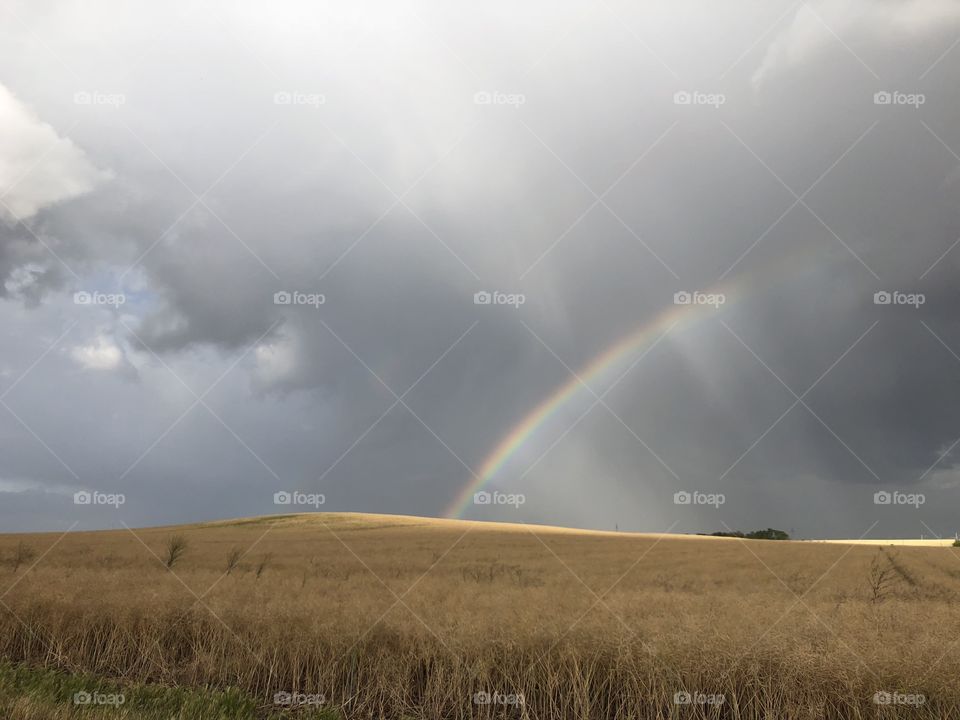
[1,0,960,537]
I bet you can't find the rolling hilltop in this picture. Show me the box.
[0,512,956,718]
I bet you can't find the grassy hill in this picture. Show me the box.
[0,512,957,718]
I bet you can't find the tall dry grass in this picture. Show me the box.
[1,513,959,719]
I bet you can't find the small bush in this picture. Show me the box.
[707,528,790,540]
[10,542,35,574]
[164,535,188,569]
[224,546,243,575]
[254,552,273,579]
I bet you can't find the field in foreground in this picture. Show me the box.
[1,513,959,719]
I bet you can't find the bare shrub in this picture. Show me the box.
[254,552,273,579]
[224,546,243,575]
[164,535,188,569]
[10,541,35,574]
[867,550,898,603]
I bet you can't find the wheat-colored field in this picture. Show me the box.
[1,512,959,719]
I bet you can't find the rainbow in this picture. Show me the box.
[444,282,738,518]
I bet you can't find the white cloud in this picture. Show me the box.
[0,476,75,495]
[254,334,298,388]
[0,83,109,222]
[929,464,960,490]
[70,335,124,371]
[753,0,960,87]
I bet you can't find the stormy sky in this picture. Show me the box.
[1,0,959,538]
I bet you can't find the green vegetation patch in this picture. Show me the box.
[0,661,340,719]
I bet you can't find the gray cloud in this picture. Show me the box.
[1,0,960,538]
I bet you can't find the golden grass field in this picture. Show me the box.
[1,512,959,719]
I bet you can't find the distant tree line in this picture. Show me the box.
[699,528,790,540]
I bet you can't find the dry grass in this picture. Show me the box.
[1,512,959,719]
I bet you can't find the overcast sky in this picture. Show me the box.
[1,0,959,537]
